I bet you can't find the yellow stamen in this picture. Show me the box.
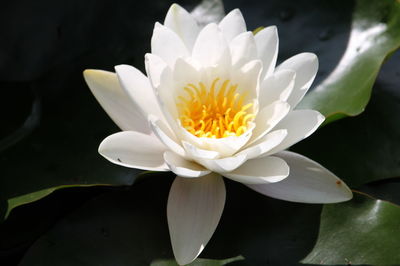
[177,78,255,138]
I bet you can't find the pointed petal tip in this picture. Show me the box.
[98,137,106,155]
[304,110,325,138]
[269,25,278,31]
[301,52,319,71]
[82,69,92,77]
[83,69,105,80]
[113,64,129,73]
[144,53,152,62]
[154,21,163,28]
[167,3,190,18]
[257,25,278,35]
[229,8,243,16]
[304,52,318,60]
[333,182,353,203]
[170,3,182,9]
[259,25,278,35]
[317,112,325,124]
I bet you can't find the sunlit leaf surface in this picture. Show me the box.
[303,192,400,265]
[299,0,400,124]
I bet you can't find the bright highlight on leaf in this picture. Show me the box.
[300,0,400,124]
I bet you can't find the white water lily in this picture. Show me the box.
[84,4,352,265]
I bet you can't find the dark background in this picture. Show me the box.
[0,0,399,265]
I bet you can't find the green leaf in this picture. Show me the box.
[299,0,400,124]
[303,192,400,265]
[0,84,141,221]
[18,175,400,265]
[18,176,323,265]
[4,184,109,219]
[150,256,244,266]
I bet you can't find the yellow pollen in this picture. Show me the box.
[177,78,255,138]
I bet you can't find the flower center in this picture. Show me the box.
[177,78,255,139]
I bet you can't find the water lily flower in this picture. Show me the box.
[84,3,352,265]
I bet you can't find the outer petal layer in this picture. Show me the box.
[266,110,324,154]
[223,156,289,184]
[276,53,318,108]
[83,70,149,133]
[98,131,168,171]
[247,151,353,203]
[114,65,165,122]
[168,173,225,265]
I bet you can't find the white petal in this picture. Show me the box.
[182,141,220,160]
[224,156,289,184]
[114,64,165,122]
[83,70,150,133]
[276,53,318,108]
[238,129,287,159]
[218,9,246,42]
[177,122,254,157]
[197,153,247,173]
[248,101,290,145]
[99,131,168,171]
[230,31,257,67]
[145,53,169,89]
[266,110,324,154]
[164,4,200,51]
[173,57,202,91]
[164,151,211,178]
[145,54,180,125]
[259,69,295,109]
[192,23,230,68]
[255,26,279,78]
[247,151,353,203]
[168,173,225,265]
[148,115,185,157]
[151,22,189,67]
[236,60,262,100]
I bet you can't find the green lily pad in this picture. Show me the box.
[18,175,400,265]
[302,192,400,265]
[299,0,400,124]
[0,82,141,221]
[18,176,322,265]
